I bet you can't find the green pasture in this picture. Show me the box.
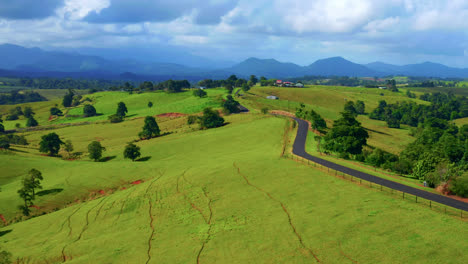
[1,115,467,263]
[238,86,421,153]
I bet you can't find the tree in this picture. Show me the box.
[249,75,258,85]
[83,104,97,117]
[187,115,198,125]
[241,83,250,92]
[50,107,63,116]
[39,133,63,156]
[139,116,160,139]
[124,143,141,161]
[26,116,38,127]
[148,101,153,108]
[62,89,74,107]
[23,106,34,118]
[225,83,233,94]
[324,112,369,155]
[355,100,365,114]
[64,140,74,157]
[88,141,105,162]
[308,110,327,132]
[0,118,4,134]
[261,107,269,114]
[17,169,43,216]
[450,173,468,197]
[0,137,9,149]
[116,102,128,118]
[199,107,224,129]
[27,169,43,198]
[344,101,357,116]
[222,95,240,114]
[193,89,207,98]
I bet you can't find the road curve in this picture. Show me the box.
[291,116,468,212]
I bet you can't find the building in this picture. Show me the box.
[276,80,283,86]
[266,95,279,100]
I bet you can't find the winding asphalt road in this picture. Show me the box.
[291,117,468,212]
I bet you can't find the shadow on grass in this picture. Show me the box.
[126,114,137,118]
[9,148,29,153]
[365,127,390,135]
[37,188,63,197]
[136,156,151,162]
[99,156,117,162]
[0,230,12,237]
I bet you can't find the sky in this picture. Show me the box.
[0,0,468,67]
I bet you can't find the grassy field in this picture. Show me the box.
[1,113,468,263]
[0,89,224,130]
[237,86,423,154]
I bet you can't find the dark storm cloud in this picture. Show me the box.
[0,0,64,19]
[84,0,237,24]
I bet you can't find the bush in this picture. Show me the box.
[450,174,468,197]
[199,108,224,129]
[50,107,63,116]
[187,115,198,125]
[222,95,240,114]
[193,89,207,98]
[108,114,123,123]
[26,116,38,127]
[83,104,97,117]
[261,107,269,114]
[148,101,153,108]
[5,114,18,121]
[0,138,10,149]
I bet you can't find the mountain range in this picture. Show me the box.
[1,43,468,80]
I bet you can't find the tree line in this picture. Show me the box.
[0,90,45,105]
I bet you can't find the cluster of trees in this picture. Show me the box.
[222,95,241,114]
[17,77,122,90]
[187,108,225,129]
[154,80,190,93]
[193,89,207,98]
[370,92,468,128]
[0,134,28,149]
[295,103,327,133]
[0,90,45,105]
[198,75,259,92]
[3,106,38,127]
[62,89,86,108]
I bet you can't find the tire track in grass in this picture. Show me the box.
[338,242,358,264]
[144,171,165,264]
[176,171,214,264]
[60,205,82,262]
[196,187,214,264]
[234,163,320,263]
[75,197,108,242]
[176,171,208,224]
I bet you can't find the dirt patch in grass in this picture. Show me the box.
[156,112,187,118]
[131,180,143,185]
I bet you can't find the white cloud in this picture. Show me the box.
[364,17,400,33]
[59,0,110,20]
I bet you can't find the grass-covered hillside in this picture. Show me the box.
[1,87,467,263]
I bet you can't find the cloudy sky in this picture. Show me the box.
[1,0,468,67]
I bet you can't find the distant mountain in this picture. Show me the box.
[227,57,377,78]
[366,61,468,78]
[2,43,468,80]
[306,57,377,77]
[227,57,305,78]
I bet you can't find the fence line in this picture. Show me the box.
[287,153,466,220]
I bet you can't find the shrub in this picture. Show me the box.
[187,115,198,125]
[261,107,269,114]
[199,108,224,129]
[450,173,468,197]
[5,114,18,121]
[26,116,38,127]
[193,89,207,98]
[50,107,63,116]
[83,104,97,117]
[108,114,123,123]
